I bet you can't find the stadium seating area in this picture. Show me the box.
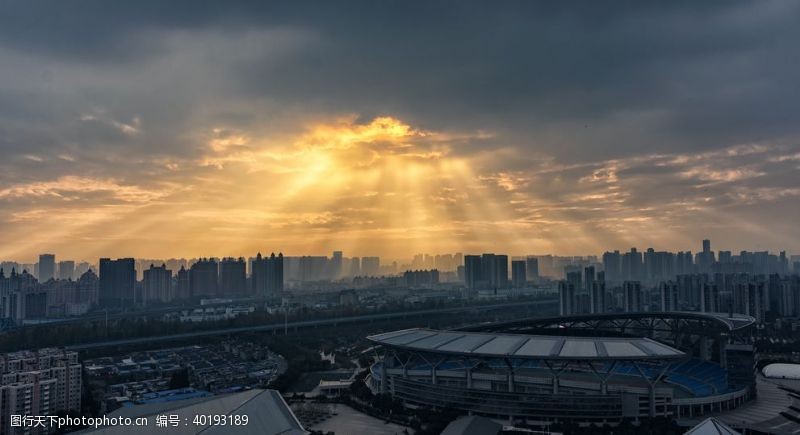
[391,355,729,398]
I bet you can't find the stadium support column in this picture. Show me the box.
[589,361,617,395]
[380,350,388,394]
[719,338,728,369]
[633,361,673,418]
[467,367,473,388]
[505,358,515,393]
[543,360,563,394]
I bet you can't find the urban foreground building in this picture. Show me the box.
[0,349,82,433]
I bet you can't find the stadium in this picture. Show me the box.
[366,312,756,424]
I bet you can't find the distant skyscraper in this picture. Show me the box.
[698,239,715,273]
[623,281,642,313]
[361,257,380,277]
[525,257,539,281]
[464,254,510,289]
[76,269,99,305]
[189,259,218,298]
[142,264,172,304]
[265,253,284,296]
[700,282,718,313]
[602,251,621,283]
[583,266,595,293]
[464,255,482,289]
[38,254,55,282]
[330,251,343,279]
[590,271,605,314]
[253,252,284,297]
[175,266,190,299]
[660,281,678,312]
[349,257,361,277]
[511,260,526,289]
[403,269,439,287]
[57,261,74,280]
[99,258,136,307]
[559,280,575,316]
[219,257,246,296]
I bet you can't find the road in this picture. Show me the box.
[65,299,557,351]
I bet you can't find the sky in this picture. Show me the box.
[1,1,800,262]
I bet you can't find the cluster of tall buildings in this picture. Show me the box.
[402,269,440,287]
[464,254,509,289]
[409,253,463,272]
[100,253,286,308]
[280,252,383,281]
[0,348,81,433]
[557,241,800,323]
[602,240,793,284]
[0,267,99,322]
[0,254,92,283]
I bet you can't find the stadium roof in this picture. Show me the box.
[368,328,685,361]
[441,416,502,435]
[684,417,740,435]
[83,389,307,435]
[464,311,756,334]
[762,363,800,380]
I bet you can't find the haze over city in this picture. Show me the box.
[2,2,800,261]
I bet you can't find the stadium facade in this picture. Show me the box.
[367,312,755,424]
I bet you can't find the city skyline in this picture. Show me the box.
[2,2,800,260]
[1,239,798,267]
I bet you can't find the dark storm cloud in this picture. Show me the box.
[1,0,800,257]
[2,1,800,157]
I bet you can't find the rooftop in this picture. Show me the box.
[367,328,685,361]
[83,389,307,435]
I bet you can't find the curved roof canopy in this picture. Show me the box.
[463,311,756,335]
[367,328,685,361]
[763,363,800,380]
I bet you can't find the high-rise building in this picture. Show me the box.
[621,248,642,281]
[511,260,526,289]
[623,281,642,313]
[349,257,361,277]
[99,258,136,307]
[189,259,218,298]
[464,255,482,289]
[38,254,55,282]
[254,252,284,297]
[76,269,99,306]
[464,254,509,290]
[590,271,606,314]
[700,282,719,313]
[57,260,75,280]
[361,257,380,277]
[602,251,622,283]
[265,253,284,296]
[698,239,715,274]
[660,281,678,312]
[0,348,81,433]
[218,257,246,296]
[175,266,190,300]
[330,251,343,280]
[583,266,595,293]
[403,269,440,287]
[559,280,575,316]
[525,257,539,281]
[142,264,173,304]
